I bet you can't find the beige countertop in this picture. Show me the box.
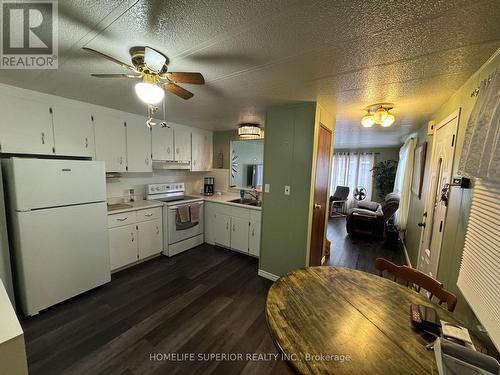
[201,193,262,211]
[107,200,163,215]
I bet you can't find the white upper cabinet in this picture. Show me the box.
[174,127,191,163]
[126,115,152,172]
[152,123,174,161]
[0,93,54,155]
[192,130,213,172]
[93,111,127,172]
[52,103,94,157]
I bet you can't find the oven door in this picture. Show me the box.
[167,202,204,244]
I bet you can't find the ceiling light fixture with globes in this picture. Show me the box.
[361,103,395,128]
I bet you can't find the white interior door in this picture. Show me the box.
[418,109,460,277]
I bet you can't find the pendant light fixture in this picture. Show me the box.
[238,123,263,139]
[361,103,395,128]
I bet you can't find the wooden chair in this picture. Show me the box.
[375,257,458,312]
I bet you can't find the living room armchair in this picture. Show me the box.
[346,193,400,239]
[329,186,350,217]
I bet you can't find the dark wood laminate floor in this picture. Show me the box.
[324,217,407,273]
[20,245,293,375]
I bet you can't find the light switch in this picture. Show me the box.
[264,184,270,193]
[284,185,291,195]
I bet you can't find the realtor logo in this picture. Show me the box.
[1,0,58,69]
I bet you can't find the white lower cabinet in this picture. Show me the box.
[205,201,261,257]
[214,213,231,248]
[137,220,162,259]
[231,216,249,252]
[108,207,163,271]
[109,224,138,270]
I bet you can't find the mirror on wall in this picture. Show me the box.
[230,139,264,189]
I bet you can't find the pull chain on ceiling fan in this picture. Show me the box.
[83,46,205,103]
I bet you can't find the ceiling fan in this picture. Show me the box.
[83,46,205,104]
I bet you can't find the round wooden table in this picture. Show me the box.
[265,267,464,375]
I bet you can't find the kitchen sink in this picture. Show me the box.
[228,198,261,207]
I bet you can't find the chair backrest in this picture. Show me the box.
[375,257,457,312]
[381,193,400,222]
[333,186,350,200]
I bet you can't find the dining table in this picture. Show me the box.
[265,266,484,374]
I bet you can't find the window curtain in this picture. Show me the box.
[458,69,499,182]
[394,136,417,231]
[331,152,375,207]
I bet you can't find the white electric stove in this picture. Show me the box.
[146,183,204,256]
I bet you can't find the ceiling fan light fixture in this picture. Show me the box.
[380,113,395,127]
[238,123,263,139]
[361,113,375,128]
[135,82,164,105]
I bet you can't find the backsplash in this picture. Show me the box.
[106,170,206,203]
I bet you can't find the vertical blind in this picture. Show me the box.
[457,179,500,350]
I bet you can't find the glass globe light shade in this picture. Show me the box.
[135,82,165,104]
[361,113,375,128]
[380,113,395,127]
[373,107,388,124]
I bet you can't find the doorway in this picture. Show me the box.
[309,125,332,266]
[418,109,460,277]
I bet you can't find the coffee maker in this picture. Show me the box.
[204,177,214,196]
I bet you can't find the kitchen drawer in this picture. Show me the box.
[137,207,161,222]
[108,211,137,228]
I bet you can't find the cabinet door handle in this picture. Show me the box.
[117,217,128,221]
[119,156,123,165]
[176,148,179,154]
[232,223,235,232]
[85,137,89,148]
[145,157,149,165]
[226,222,229,230]
[167,147,171,154]
[131,232,134,242]
[41,132,45,144]
[156,226,159,235]
[145,213,153,217]
[252,228,255,236]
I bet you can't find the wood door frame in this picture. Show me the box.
[417,109,460,276]
[309,124,333,266]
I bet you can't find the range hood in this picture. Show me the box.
[152,160,191,170]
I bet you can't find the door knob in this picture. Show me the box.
[314,204,321,209]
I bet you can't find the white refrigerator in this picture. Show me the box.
[3,158,111,316]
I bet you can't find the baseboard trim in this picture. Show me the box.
[258,269,280,282]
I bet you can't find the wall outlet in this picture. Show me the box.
[284,185,291,195]
[264,184,270,193]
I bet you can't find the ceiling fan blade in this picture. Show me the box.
[163,82,194,100]
[91,73,141,78]
[144,47,167,73]
[83,47,136,72]
[166,72,205,85]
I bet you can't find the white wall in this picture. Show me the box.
[106,170,207,203]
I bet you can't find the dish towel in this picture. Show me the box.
[190,204,200,224]
[177,205,190,223]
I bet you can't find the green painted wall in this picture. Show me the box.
[212,130,239,169]
[404,50,500,325]
[335,147,400,201]
[259,103,317,276]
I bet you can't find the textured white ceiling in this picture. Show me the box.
[1,0,499,148]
